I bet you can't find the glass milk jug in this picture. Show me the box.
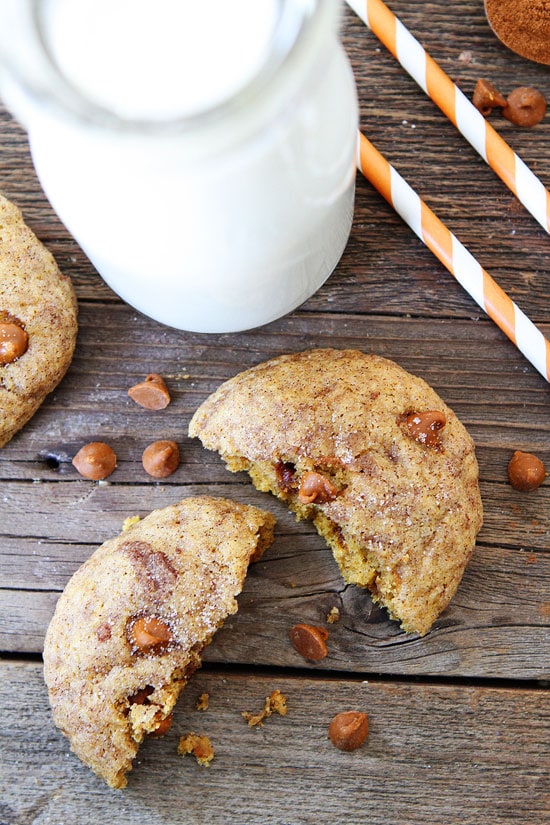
[0,0,358,333]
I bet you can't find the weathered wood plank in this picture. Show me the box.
[1,474,549,549]
[0,661,547,825]
[2,502,548,680]
[1,488,548,588]
[0,309,548,469]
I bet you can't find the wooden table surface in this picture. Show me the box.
[1,2,548,823]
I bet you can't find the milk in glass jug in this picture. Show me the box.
[0,0,358,332]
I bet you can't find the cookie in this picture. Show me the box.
[189,349,483,636]
[0,192,77,447]
[43,496,276,789]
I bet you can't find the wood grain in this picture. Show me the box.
[1,474,548,676]
[1,662,548,825]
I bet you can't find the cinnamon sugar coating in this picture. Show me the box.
[189,349,483,636]
[0,193,77,447]
[43,496,275,788]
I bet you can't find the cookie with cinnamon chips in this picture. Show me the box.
[189,349,483,636]
[43,496,275,788]
[0,193,77,447]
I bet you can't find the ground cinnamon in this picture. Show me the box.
[484,0,550,65]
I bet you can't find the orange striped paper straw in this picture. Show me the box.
[357,131,550,382]
[347,0,550,234]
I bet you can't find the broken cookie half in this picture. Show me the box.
[189,349,483,636]
[43,496,275,789]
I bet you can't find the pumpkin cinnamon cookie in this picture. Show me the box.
[0,192,77,447]
[43,496,276,789]
[189,349,483,636]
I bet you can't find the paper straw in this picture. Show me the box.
[346,0,550,235]
[357,131,550,382]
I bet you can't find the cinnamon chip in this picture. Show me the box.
[472,78,507,116]
[289,623,329,661]
[128,373,171,410]
[503,87,546,127]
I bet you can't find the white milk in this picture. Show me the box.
[0,0,358,332]
[42,0,281,120]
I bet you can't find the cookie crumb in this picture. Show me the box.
[122,515,141,531]
[242,689,288,727]
[327,606,340,624]
[196,692,210,711]
[177,733,215,766]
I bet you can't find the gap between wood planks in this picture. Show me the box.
[1,652,548,694]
